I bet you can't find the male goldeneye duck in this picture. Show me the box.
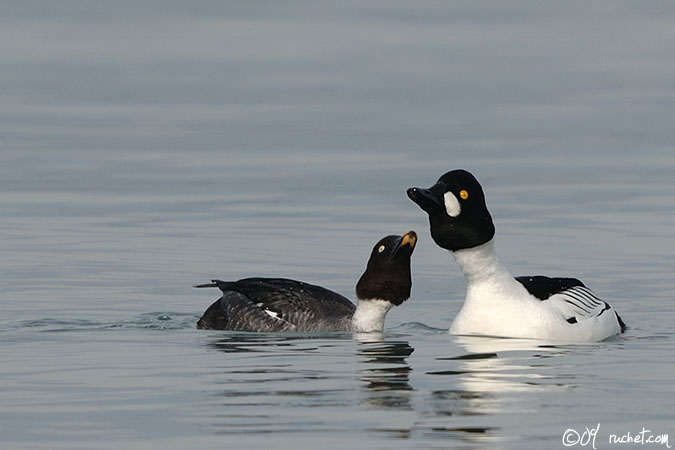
[195,231,417,332]
[407,169,626,342]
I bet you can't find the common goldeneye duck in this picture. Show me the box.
[407,169,626,342]
[195,231,417,332]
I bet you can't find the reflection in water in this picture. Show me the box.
[425,336,577,421]
[199,332,579,446]
[355,334,415,410]
[449,336,577,394]
[202,333,357,435]
[204,331,351,353]
[405,335,582,446]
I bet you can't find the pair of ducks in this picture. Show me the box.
[197,169,626,342]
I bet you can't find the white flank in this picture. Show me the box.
[449,239,622,342]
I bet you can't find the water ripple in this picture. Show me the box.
[12,312,200,332]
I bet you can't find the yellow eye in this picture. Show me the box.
[378,245,386,253]
[459,189,469,200]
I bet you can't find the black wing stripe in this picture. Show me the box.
[566,289,605,309]
[597,302,612,317]
[564,299,592,314]
[574,287,603,305]
[564,289,614,320]
[564,291,597,310]
[571,289,595,305]
[570,288,597,303]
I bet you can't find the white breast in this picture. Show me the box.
[449,240,622,342]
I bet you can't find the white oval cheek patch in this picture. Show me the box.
[444,191,461,217]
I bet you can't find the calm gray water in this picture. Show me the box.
[2,2,675,449]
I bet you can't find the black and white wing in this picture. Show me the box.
[195,277,356,332]
[517,275,626,332]
[516,275,585,301]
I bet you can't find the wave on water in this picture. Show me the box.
[14,312,201,332]
[387,321,447,334]
[11,317,447,336]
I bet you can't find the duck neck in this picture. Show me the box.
[351,299,393,332]
[451,239,513,285]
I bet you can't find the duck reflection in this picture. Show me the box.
[425,335,576,419]
[201,332,359,435]
[447,336,575,392]
[355,334,415,410]
[203,331,352,353]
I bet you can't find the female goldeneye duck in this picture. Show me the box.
[407,169,626,342]
[195,231,417,332]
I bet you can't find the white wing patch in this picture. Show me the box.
[254,302,285,321]
[259,305,294,327]
[547,286,612,322]
[263,308,281,320]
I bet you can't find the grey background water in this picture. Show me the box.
[2,1,674,449]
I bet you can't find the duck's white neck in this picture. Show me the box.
[451,239,513,285]
[449,239,528,336]
[351,299,393,332]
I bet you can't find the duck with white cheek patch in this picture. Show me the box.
[407,169,625,342]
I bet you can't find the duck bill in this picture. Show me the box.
[407,183,444,215]
[393,230,417,259]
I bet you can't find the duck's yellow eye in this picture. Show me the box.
[378,245,386,253]
[459,189,469,200]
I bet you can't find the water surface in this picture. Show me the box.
[2,1,675,449]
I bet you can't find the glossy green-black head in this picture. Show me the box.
[355,231,417,305]
[407,169,495,252]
